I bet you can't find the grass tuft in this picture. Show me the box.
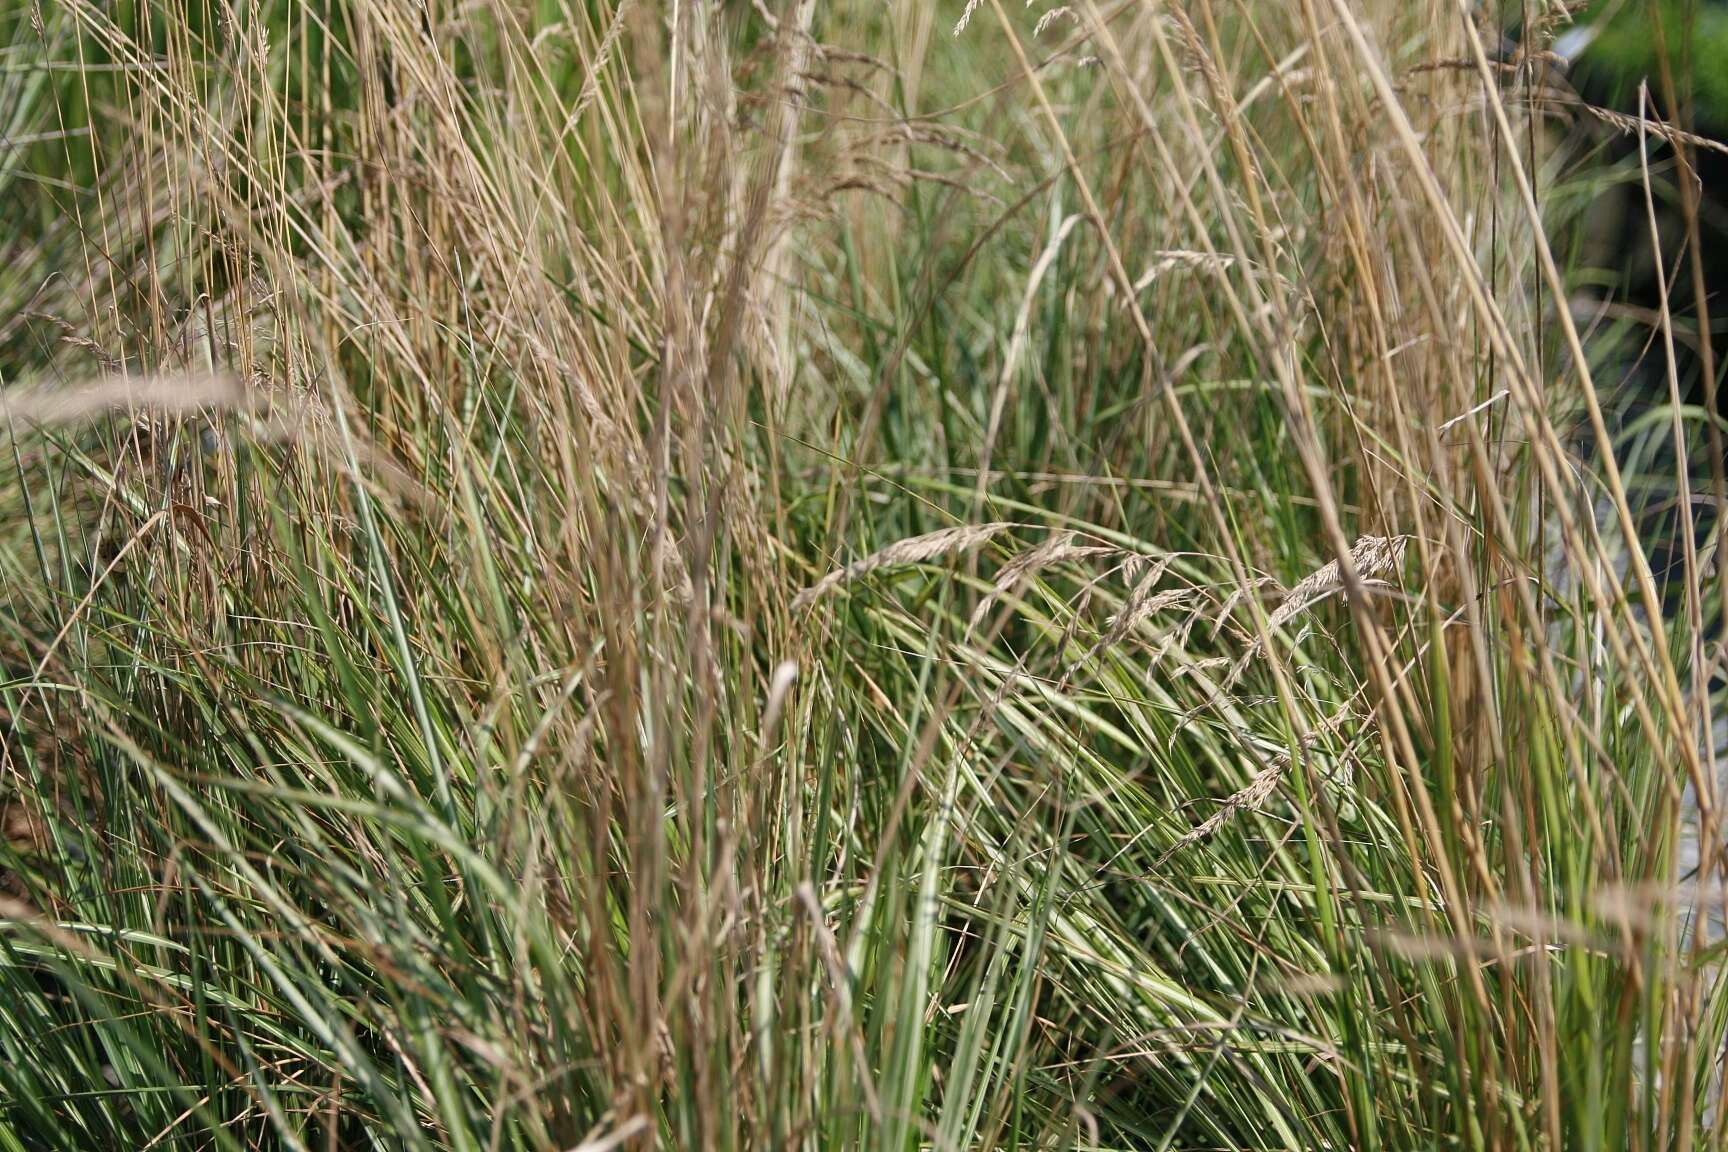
[3,0,1727,1148]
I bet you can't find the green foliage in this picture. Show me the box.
[1563,1,1728,120]
[0,0,1725,1149]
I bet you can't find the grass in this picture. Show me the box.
[2,0,1727,1147]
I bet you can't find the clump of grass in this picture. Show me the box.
[2,0,1726,1149]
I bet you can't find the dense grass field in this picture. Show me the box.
[4,0,1728,1147]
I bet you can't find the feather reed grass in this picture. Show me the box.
[2,0,1725,1148]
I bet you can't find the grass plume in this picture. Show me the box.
[2,0,1726,1149]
